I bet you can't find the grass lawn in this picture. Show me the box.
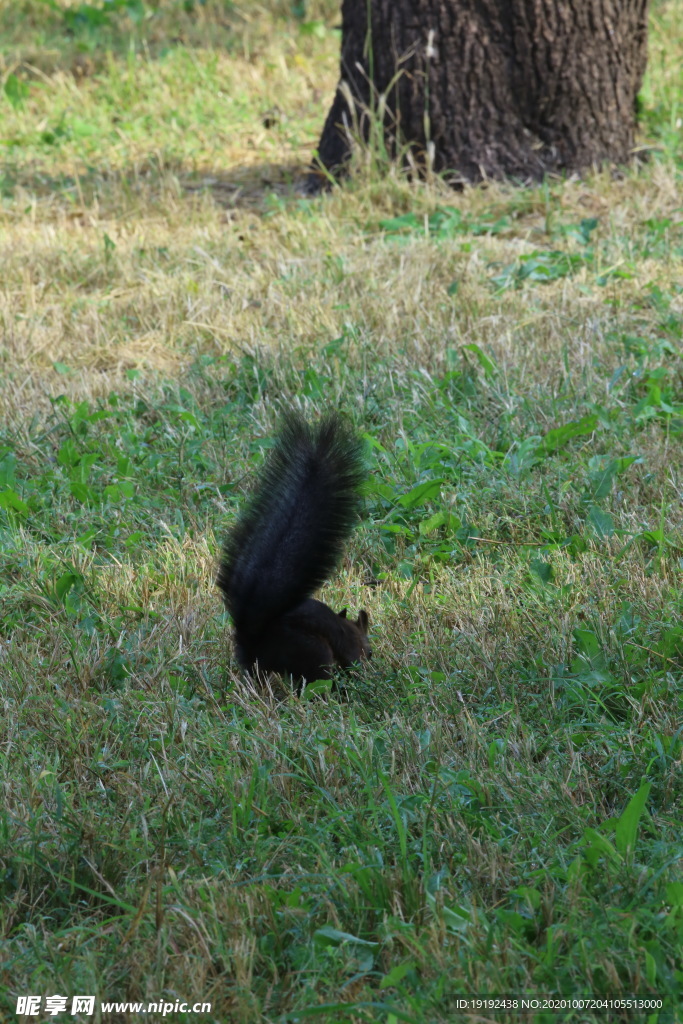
[1,1,682,1021]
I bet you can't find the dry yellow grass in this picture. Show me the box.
[0,2,679,412]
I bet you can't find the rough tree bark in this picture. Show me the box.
[313,0,650,185]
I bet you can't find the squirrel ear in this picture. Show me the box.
[338,608,348,618]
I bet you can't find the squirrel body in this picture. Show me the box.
[218,413,369,684]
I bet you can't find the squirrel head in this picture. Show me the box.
[338,607,371,661]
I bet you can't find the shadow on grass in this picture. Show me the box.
[0,159,315,213]
[183,162,315,209]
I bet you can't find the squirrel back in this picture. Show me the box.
[217,412,369,682]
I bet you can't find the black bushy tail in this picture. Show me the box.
[217,412,365,637]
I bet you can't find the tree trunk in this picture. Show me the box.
[313,0,650,185]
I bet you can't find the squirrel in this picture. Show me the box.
[217,412,370,685]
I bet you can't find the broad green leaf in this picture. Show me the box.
[573,629,601,661]
[397,479,444,509]
[537,414,598,455]
[419,510,459,536]
[462,343,498,377]
[615,781,651,856]
[587,505,615,539]
[56,572,79,601]
[313,926,379,949]
[380,961,415,990]
[4,73,29,108]
[530,558,554,584]
[0,489,29,515]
